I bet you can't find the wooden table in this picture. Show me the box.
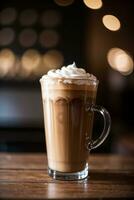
[0,153,134,199]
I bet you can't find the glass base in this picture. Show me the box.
[48,164,89,180]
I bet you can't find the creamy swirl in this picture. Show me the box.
[40,62,97,85]
[48,62,96,79]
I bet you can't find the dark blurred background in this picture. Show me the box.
[0,0,133,154]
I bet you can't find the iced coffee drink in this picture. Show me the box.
[40,62,111,180]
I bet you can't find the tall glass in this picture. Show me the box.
[40,77,111,180]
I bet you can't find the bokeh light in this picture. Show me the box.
[39,30,59,48]
[54,0,74,6]
[0,49,16,77]
[0,28,15,46]
[102,15,121,31]
[33,59,47,76]
[42,50,64,71]
[19,29,37,47]
[21,49,41,74]
[19,9,38,26]
[107,48,134,75]
[16,58,31,79]
[41,10,62,27]
[0,7,17,25]
[83,0,103,9]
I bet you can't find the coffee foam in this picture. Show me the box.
[40,62,97,85]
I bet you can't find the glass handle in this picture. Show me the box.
[87,105,111,150]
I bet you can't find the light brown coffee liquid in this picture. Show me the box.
[43,83,97,172]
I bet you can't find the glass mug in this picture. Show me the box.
[40,77,111,180]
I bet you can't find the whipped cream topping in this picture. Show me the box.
[45,62,96,79]
[40,62,97,85]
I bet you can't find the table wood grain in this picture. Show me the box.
[0,153,134,199]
